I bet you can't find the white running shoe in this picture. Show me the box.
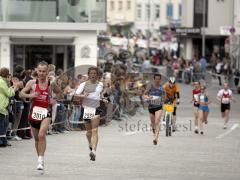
[12,135,22,141]
[37,162,44,171]
[223,124,227,129]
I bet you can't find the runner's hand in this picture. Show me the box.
[29,92,40,98]
[177,99,180,105]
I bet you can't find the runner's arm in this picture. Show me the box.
[216,90,222,102]
[19,80,35,99]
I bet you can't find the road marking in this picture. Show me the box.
[216,123,239,139]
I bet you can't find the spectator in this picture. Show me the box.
[0,68,19,147]
[215,58,224,86]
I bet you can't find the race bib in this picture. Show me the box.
[83,107,96,119]
[31,106,48,121]
[222,97,230,104]
[150,96,162,105]
[194,94,199,101]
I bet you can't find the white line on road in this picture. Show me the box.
[216,123,239,139]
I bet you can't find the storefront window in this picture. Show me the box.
[12,45,24,70]
[6,0,106,23]
[12,45,75,71]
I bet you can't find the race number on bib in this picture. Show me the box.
[83,107,96,119]
[150,96,162,105]
[222,97,230,104]
[31,106,48,121]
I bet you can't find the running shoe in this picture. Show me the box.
[194,129,199,134]
[200,131,204,135]
[12,135,22,141]
[89,152,96,161]
[153,140,157,145]
[223,124,227,129]
[37,162,44,171]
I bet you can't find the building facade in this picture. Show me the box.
[106,0,135,35]
[134,0,182,36]
[0,0,106,72]
[181,0,234,60]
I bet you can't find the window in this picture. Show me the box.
[155,4,160,20]
[110,1,114,11]
[118,1,123,11]
[167,3,173,18]
[137,4,142,19]
[194,0,208,27]
[127,0,131,10]
[146,4,150,20]
[179,4,182,17]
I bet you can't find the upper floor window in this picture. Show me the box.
[110,1,114,11]
[167,3,173,18]
[127,1,131,10]
[155,4,160,20]
[136,4,142,20]
[146,4,150,20]
[118,1,123,11]
[179,4,182,17]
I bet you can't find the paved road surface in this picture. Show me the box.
[0,82,239,180]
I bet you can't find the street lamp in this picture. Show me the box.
[202,0,206,57]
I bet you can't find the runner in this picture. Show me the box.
[217,82,235,129]
[143,74,165,145]
[20,61,60,172]
[192,81,201,134]
[75,67,103,161]
[163,77,180,132]
[197,85,211,135]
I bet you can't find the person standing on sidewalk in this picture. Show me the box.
[217,82,235,129]
[0,68,19,147]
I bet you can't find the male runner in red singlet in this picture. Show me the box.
[20,61,60,172]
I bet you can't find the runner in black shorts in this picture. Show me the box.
[75,67,104,161]
[143,74,165,145]
[217,83,235,129]
[20,61,60,172]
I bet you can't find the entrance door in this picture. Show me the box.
[25,45,53,69]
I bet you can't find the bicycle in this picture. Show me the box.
[163,101,175,137]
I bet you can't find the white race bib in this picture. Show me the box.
[222,97,230,104]
[83,107,96,119]
[31,106,48,121]
[194,94,199,101]
[150,96,162,105]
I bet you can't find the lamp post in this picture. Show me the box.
[202,0,206,57]
[147,0,151,57]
